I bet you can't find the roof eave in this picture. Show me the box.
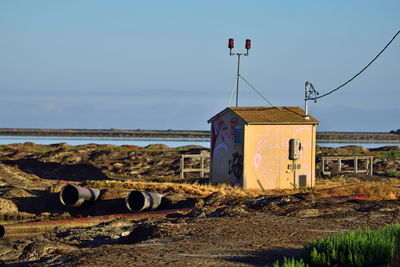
[207,108,230,123]
[246,121,319,125]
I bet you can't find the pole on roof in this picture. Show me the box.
[228,38,251,107]
[236,54,241,107]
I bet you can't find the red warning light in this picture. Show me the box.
[228,38,234,49]
[245,39,251,50]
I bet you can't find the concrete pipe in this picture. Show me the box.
[0,224,4,238]
[125,191,163,212]
[59,184,100,207]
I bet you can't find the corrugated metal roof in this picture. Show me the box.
[209,106,319,125]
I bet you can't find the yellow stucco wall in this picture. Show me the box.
[243,124,316,190]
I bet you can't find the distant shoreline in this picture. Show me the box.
[0,128,400,143]
[0,128,210,139]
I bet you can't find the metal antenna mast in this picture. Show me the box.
[228,38,251,107]
[304,81,319,119]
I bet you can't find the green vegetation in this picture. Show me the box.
[274,225,400,267]
[274,257,308,267]
[175,146,193,152]
[384,170,400,177]
[375,151,400,159]
[83,180,127,189]
[305,225,400,266]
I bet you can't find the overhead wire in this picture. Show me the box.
[239,74,274,107]
[227,76,238,106]
[309,30,400,101]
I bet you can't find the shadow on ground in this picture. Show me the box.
[13,193,131,217]
[225,247,305,267]
[2,159,108,181]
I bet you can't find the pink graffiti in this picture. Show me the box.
[211,117,228,157]
[254,153,261,169]
[226,117,239,139]
[214,142,228,155]
[252,125,314,189]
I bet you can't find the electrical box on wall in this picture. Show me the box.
[289,138,301,160]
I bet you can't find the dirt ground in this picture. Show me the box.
[0,143,400,266]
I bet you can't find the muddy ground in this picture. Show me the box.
[0,143,400,266]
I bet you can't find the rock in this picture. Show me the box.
[113,163,124,168]
[177,145,209,151]
[50,143,69,149]
[0,198,18,214]
[47,183,65,194]
[204,192,226,206]
[297,209,320,217]
[120,231,131,237]
[145,144,169,150]
[209,205,249,217]
[0,186,34,198]
[121,222,170,244]
[18,238,76,262]
[370,146,400,152]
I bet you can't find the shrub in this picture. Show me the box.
[273,257,308,267]
[384,170,400,177]
[303,225,400,267]
[375,151,400,159]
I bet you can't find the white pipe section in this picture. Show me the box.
[125,191,163,212]
[59,184,100,207]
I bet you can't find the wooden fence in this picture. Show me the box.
[180,154,210,179]
[321,156,374,176]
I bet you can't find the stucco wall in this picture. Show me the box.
[243,124,316,190]
[210,110,245,186]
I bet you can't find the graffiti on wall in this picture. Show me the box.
[211,116,240,157]
[228,152,243,182]
[210,116,229,173]
[210,114,242,181]
[252,125,312,189]
[211,116,227,157]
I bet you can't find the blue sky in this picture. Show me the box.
[0,0,399,131]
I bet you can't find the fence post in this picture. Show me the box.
[370,156,373,175]
[180,154,210,179]
[180,155,185,179]
[354,157,358,173]
[200,156,205,177]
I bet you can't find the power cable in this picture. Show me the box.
[227,76,238,106]
[239,74,274,107]
[309,30,400,101]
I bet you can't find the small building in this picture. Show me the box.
[208,106,319,190]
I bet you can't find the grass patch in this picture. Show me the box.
[274,225,400,267]
[375,151,400,159]
[274,257,308,267]
[24,147,59,153]
[384,170,400,177]
[83,180,264,197]
[304,225,400,267]
[314,177,400,200]
[83,176,400,200]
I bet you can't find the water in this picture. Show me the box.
[316,140,400,149]
[0,136,399,149]
[0,136,210,148]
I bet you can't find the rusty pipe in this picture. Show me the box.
[125,191,163,212]
[59,184,100,207]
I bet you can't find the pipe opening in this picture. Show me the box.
[127,191,145,212]
[60,184,79,206]
[0,225,4,238]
